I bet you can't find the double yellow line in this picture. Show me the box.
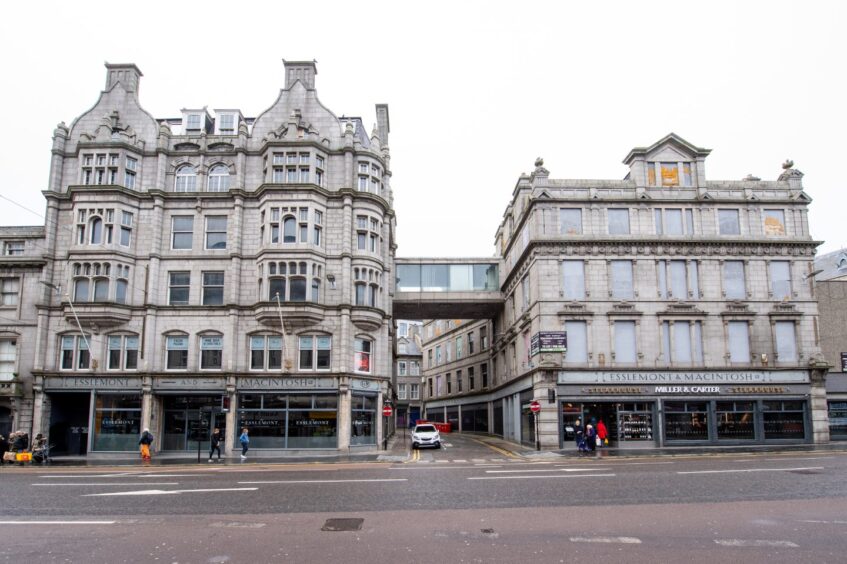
[409,449,421,462]
[472,438,520,459]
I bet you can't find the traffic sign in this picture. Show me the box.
[529,400,541,413]
[382,405,393,417]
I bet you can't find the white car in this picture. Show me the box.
[411,424,441,449]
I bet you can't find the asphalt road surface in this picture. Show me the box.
[2,434,846,563]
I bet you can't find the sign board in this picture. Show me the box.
[44,376,143,390]
[382,405,393,417]
[237,377,337,390]
[558,370,809,385]
[530,332,567,356]
[529,400,541,413]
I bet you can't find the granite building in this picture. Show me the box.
[814,248,847,440]
[423,135,829,449]
[393,320,423,428]
[19,60,395,457]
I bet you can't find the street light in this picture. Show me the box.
[40,281,96,369]
[274,291,289,372]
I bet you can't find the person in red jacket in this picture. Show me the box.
[596,419,608,447]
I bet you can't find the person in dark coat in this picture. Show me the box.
[208,428,222,462]
[574,419,584,452]
[585,423,597,452]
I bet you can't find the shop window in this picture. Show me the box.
[60,335,90,370]
[664,401,709,441]
[351,394,376,445]
[166,335,189,370]
[610,260,634,299]
[763,401,805,439]
[716,401,755,440]
[92,394,142,451]
[354,338,372,373]
[250,335,283,370]
[608,209,630,235]
[200,335,223,370]
[108,335,139,370]
[559,208,582,235]
[723,261,746,299]
[299,335,331,371]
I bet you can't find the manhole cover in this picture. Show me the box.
[322,518,364,532]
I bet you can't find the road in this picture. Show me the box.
[1,434,846,563]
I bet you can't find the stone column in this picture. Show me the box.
[809,363,830,444]
[337,378,351,450]
[533,371,559,449]
[224,378,237,456]
[31,378,45,437]
[141,378,153,451]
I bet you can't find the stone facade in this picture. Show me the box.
[393,320,423,428]
[814,249,847,440]
[20,61,395,456]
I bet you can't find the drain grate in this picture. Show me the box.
[322,518,364,532]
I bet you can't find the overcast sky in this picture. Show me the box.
[1,1,844,257]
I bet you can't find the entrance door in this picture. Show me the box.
[49,392,91,455]
[162,395,225,451]
[581,402,618,446]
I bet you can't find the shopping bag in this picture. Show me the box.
[3,452,16,462]
[16,452,32,462]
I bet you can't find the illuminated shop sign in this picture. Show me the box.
[558,370,808,385]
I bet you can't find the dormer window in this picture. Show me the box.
[217,113,235,134]
[646,162,693,187]
[185,114,202,132]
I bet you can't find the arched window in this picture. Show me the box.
[207,164,230,192]
[90,218,103,244]
[283,217,296,243]
[175,165,197,192]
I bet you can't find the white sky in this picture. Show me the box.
[1,0,845,257]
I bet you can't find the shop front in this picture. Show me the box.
[557,370,812,448]
[42,376,143,454]
[153,377,227,451]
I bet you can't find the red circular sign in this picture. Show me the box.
[529,401,541,413]
[382,405,393,417]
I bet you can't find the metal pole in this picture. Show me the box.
[535,412,540,451]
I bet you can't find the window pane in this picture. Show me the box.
[728,322,750,363]
[672,322,692,363]
[724,261,745,299]
[764,209,786,236]
[614,321,636,363]
[564,321,587,363]
[669,260,687,298]
[611,260,633,299]
[608,209,630,235]
[660,163,679,186]
[719,209,740,235]
[665,209,683,235]
[289,278,306,301]
[775,321,797,362]
[770,261,791,300]
[562,261,584,300]
[559,209,582,235]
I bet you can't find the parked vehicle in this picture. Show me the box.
[411,423,441,449]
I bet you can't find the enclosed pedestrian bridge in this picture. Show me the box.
[393,259,503,319]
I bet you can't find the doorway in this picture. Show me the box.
[162,395,226,451]
[581,402,618,446]
[48,392,91,455]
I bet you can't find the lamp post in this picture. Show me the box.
[274,292,289,372]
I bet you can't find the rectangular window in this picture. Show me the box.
[200,336,223,370]
[564,321,588,363]
[468,366,475,390]
[168,272,190,305]
[299,336,331,370]
[354,339,371,373]
[763,209,786,236]
[410,384,420,400]
[468,331,475,354]
[723,261,746,299]
[4,241,24,256]
[456,336,463,359]
[559,209,582,235]
[728,322,750,363]
[610,260,634,299]
[202,271,224,306]
[435,345,442,365]
[562,260,585,300]
[718,209,741,235]
[398,384,407,400]
[250,335,282,370]
[446,374,452,394]
[1,277,20,306]
[775,321,797,362]
[172,216,193,250]
[613,321,637,364]
[521,276,530,310]
[481,363,489,388]
[608,209,630,235]
[457,370,463,392]
[769,261,791,300]
[205,216,227,249]
[166,333,192,366]
[186,114,201,131]
[108,335,139,370]
[665,209,684,235]
[662,321,703,364]
[398,361,407,376]
[660,162,679,186]
[0,339,16,381]
[481,328,488,350]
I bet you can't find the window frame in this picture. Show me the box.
[205,216,228,250]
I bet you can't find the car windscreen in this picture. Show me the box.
[415,425,437,433]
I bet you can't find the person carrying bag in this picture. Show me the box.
[138,428,154,460]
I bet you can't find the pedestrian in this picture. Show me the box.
[597,419,608,447]
[585,423,597,453]
[239,427,249,460]
[574,418,584,453]
[209,427,222,462]
[138,428,154,460]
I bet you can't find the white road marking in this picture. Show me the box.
[239,478,408,484]
[0,521,116,525]
[567,461,674,466]
[714,539,798,548]
[798,519,847,525]
[677,466,823,475]
[570,536,641,544]
[485,468,607,474]
[390,465,503,470]
[33,482,180,486]
[83,487,257,497]
[453,459,467,463]
[39,473,205,479]
[763,457,833,461]
[469,473,615,480]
